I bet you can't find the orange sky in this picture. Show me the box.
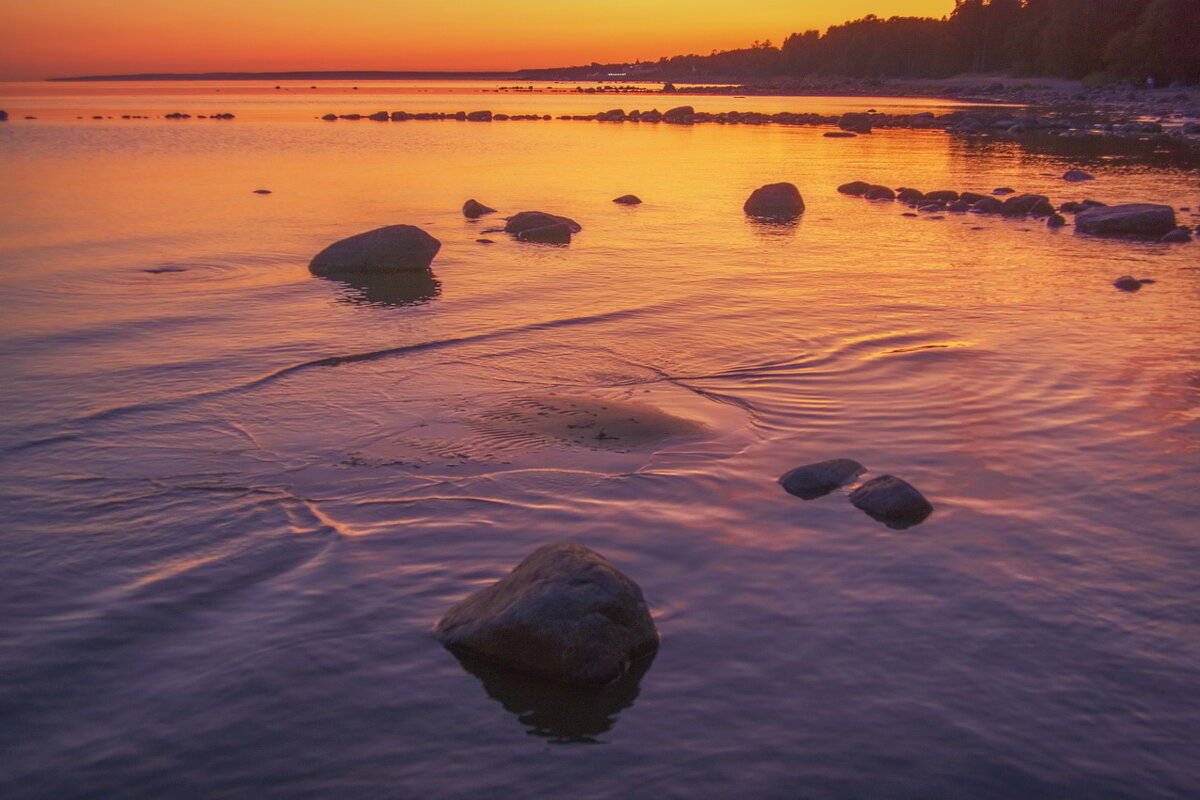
[1,1,955,80]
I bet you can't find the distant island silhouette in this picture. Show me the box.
[48,71,522,82]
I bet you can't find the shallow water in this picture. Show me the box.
[1,83,1198,799]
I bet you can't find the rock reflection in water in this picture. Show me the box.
[323,270,441,307]
[453,650,655,744]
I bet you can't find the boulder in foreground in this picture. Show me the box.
[309,225,440,275]
[1075,204,1177,239]
[744,182,805,217]
[505,211,582,235]
[779,458,866,500]
[849,475,933,528]
[463,199,497,218]
[434,542,659,687]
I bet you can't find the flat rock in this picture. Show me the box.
[433,542,659,686]
[612,194,642,205]
[1076,204,1177,239]
[1113,275,1144,291]
[505,211,582,235]
[463,199,497,218]
[849,475,933,528]
[309,225,441,275]
[744,182,805,217]
[779,459,866,500]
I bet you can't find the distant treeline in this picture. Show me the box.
[525,0,1199,86]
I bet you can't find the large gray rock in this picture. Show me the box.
[849,475,933,528]
[504,211,582,235]
[433,542,659,686]
[309,225,440,275]
[1076,204,1178,239]
[779,458,865,500]
[744,182,805,217]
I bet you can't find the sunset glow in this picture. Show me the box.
[2,1,955,80]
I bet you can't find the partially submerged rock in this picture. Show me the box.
[516,222,573,244]
[504,211,582,235]
[1159,226,1192,243]
[838,112,872,134]
[849,475,933,528]
[744,182,805,217]
[613,194,642,205]
[463,199,497,218]
[433,542,659,687]
[309,225,441,275]
[837,181,872,196]
[863,185,896,200]
[1063,169,1095,182]
[1075,204,1177,239]
[779,459,866,500]
[1113,275,1145,291]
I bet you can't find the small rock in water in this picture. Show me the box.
[992,187,1015,195]
[463,199,497,218]
[1159,226,1192,243]
[433,542,659,686]
[1047,214,1067,227]
[744,182,805,217]
[252,189,272,194]
[824,131,857,138]
[612,194,642,205]
[779,459,866,500]
[1062,169,1095,182]
[1113,275,1144,291]
[476,238,495,244]
[849,475,933,529]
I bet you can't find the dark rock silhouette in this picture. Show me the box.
[0,110,8,122]
[1160,226,1193,243]
[837,181,872,196]
[779,459,866,500]
[992,187,1015,195]
[309,225,441,275]
[1048,214,1067,227]
[897,188,925,204]
[466,110,492,121]
[1113,275,1144,291]
[849,475,933,529]
[463,199,497,218]
[1075,204,1177,239]
[516,223,573,244]
[923,190,959,204]
[252,189,272,194]
[1063,169,1095,182]
[662,105,695,124]
[960,191,987,204]
[824,131,857,138]
[1001,194,1052,217]
[321,113,337,121]
[744,182,805,217]
[838,112,872,133]
[504,211,582,235]
[970,197,1005,214]
[863,185,896,200]
[434,542,659,687]
[612,194,642,205]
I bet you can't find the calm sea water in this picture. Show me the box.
[2,81,1198,799]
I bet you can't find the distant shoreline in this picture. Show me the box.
[46,71,524,82]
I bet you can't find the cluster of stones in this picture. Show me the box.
[321,110,553,122]
[778,458,934,530]
[163,112,235,119]
[836,178,1191,243]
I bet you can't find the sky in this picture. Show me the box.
[1,1,956,80]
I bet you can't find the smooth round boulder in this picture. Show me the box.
[849,475,933,528]
[863,185,896,200]
[837,181,872,196]
[1075,204,1177,239]
[613,194,642,205]
[923,190,959,205]
[463,199,497,218]
[744,182,805,217]
[1001,193,1051,217]
[1063,169,1095,182]
[505,211,582,235]
[309,225,441,275]
[433,542,660,687]
[779,459,866,500]
[897,188,925,204]
[516,223,572,244]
